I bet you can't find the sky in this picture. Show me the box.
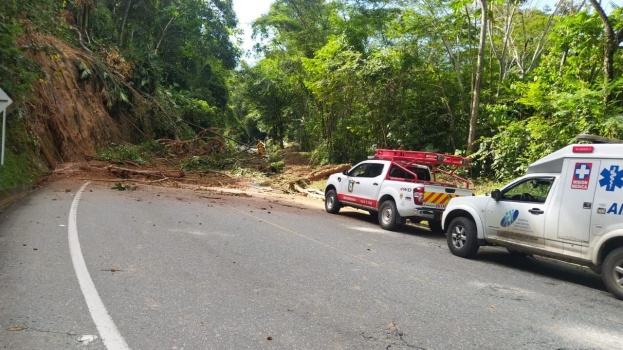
[232,0,274,58]
[230,0,613,61]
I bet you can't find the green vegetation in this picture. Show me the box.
[95,143,157,166]
[2,0,623,191]
[238,0,623,176]
[0,20,43,98]
[180,155,235,172]
[0,118,46,190]
[111,183,138,191]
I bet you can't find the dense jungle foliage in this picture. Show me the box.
[1,0,623,188]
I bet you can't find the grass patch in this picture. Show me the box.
[0,149,45,190]
[180,151,240,171]
[95,142,156,165]
[269,160,285,173]
[308,180,326,192]
[0,119,47,191]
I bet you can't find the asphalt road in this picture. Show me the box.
[1,179,622,350]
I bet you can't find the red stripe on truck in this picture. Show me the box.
[337,194,378,208]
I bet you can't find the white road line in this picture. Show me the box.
[69,182,131,350]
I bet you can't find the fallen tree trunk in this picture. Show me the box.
[107,165,184,179]
[285,164,351,194]
[308,193,325,201]
[292,183,308,195]
[307,164,351,182]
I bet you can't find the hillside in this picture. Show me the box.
[0,32,347,207]
[3,1,622,203]
[22,33,139,166]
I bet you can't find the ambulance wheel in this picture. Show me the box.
[325,189,341,214]
[602,247,623,300]
[428,220,444,234]
[447,217,479,258]
[379,200,401,231]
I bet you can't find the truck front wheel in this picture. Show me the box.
[602,247,623,300]
[379,200,401,231]
[325,189,341,214]
[447,217,479,258]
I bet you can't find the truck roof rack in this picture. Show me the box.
[576,134,623,144]
[373,149,471,188]
[374,149,471,166]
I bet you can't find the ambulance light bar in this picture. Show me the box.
[572,146,594,153]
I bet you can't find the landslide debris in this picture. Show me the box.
[17,33,344,197]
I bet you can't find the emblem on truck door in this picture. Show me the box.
[348,180,355,192]
[501,209,519,227]
[599,165,623,192]
[571,163,592,190]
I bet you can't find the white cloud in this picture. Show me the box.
[233,0,274,53]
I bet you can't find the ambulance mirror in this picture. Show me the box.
[491,189,501,201]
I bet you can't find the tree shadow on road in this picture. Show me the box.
[338,210,446,241]
[474,248,607,294]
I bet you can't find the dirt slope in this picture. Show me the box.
[20,33,127,166]
[13,33,347,199]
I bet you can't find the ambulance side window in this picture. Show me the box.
[501,177,554,203]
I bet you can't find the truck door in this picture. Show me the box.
[485,177,555,247]
[340,162,385,208]
[338,162,367,205]
[591,160,623,243]
[557,160,600,243]
[350,163,385,208]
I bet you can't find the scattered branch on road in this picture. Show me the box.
[199,169,234,179]
[107,165,184,179]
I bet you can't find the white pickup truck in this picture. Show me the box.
[442,143,623,299]
[324,149,472,232]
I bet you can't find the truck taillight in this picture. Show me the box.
[414,187,425,205]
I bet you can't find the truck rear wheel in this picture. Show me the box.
[447,217,479,258]
[325,189,341,214]
[379,200,401,231]
[602,247,623,300]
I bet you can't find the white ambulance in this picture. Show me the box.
[442,142,623,299]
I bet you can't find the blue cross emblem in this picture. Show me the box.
[599,165,623,192]
[574,163,591,180]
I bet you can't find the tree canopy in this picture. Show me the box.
[2,0,623,180]
[237,0,623,178]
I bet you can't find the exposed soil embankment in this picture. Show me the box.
[21,33,130,166]
[3,34,344,209]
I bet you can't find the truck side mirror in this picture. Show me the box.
[342,170,349,176]
[491,189,501,201]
